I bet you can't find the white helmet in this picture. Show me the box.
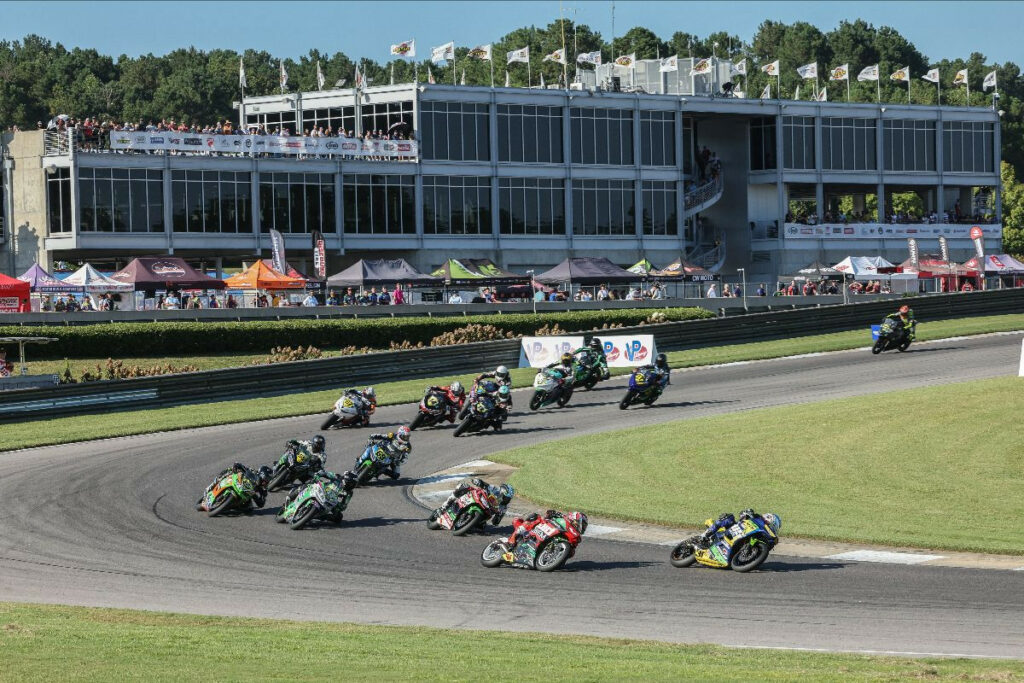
[495,365,509,379]
[363,386,376,399]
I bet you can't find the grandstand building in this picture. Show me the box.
[1,58,1002,278]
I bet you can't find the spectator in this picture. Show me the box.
[392,284,404,305]
[706,283,718,298]
[756,283,766,297]
[163,292,181,309]
[378,288,391,305]
[651,283,664,300]
[368,287,380,305]
[0,351,13,378]
[226,294,238,309]
[208,294,220,309]
[343,287,356,305]
[326,290,339,306]
[534,288,545,303]
[449,292,464,304]
[596,284,609,301]
[722,283,732,298]
[302,291,320,307]
[733,283,742,298]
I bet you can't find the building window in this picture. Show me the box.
[421,101,490,161]
[572,179,635,236]
[782,115,815,169]
[172,170,252,233]
[244,111,297,134]
[943,121,994,173]
[300,106,355,135]
[750,117,777,171]
[343,174,415,234]
[498,178,565,235]
[80,168,164,233]
[821,118,876,171]
[497,104,563,163]
[423,176,491,235]
[641,180,678,235]
[570,107,634,166]
[640,110,675,167]
[884,120,936,172]
[258,172,333,234]
[361,101,414,137]
[47,167,73,234]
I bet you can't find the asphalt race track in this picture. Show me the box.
[1,333,1022,658]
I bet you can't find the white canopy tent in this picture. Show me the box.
[832,256,897,279]
[61,264,135,309]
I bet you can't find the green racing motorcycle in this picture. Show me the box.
[276,477,352,530]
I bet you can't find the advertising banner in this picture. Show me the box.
[971,225,985,259]
[311,230,327,280]
[108,131,419,159]
[600,335,658,368]
[269,229,287,275]
[783,223,1001,240]
[518,336,585,368]
[0,296,23,312]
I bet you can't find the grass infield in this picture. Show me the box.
[2,603,1023,682]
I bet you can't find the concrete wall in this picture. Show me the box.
[2,131,48,276]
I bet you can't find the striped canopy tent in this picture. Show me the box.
[62,264,133,292]
[223,261,306,290]
[17,263,83,293]
[430,259,528,286]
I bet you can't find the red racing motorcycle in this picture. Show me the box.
[480,515,582,571]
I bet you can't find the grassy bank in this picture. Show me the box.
[2,603,1022,682]
[494,377,1024,554]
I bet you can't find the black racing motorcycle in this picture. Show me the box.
[872,315,913,354]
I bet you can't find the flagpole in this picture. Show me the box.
[453,46,457,86]
[528,60,532,88]
[937,79,940,105]
[966,78,970,106]
[876,77,880,103]
[559,1,568,88]
[777,73,781,99]
[490,58,494,88]
[846,75,850,102]
[907,70,911,104]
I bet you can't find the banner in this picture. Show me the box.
[431,41,455,64]
[731,59,747,75]
[577,50,602,66]
[507,47,530,64]
[269,229,287,274]
[691,58,711,75]
[311,230,326,280]
[760,60,779,76]
[796,62,817,79]
[922,68,940,83]
[829,64,849,81]
[938,235,950,263]
[600,335,658,368]
[614,53,636,68]
[543,49,567,64]
[983,70,997,90]
[890,66,909,82]
[659,55,678,73]
[108,131,419,159]
[971,225,985,259]
[783,222,1002,240]
[908,237,919,267]
[518,336,585,368]
[0,296,24,313]
[468,44,491,61]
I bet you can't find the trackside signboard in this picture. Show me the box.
[519,336,585,367]
[518,335,658,368]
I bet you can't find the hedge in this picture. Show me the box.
[0,308,713,360]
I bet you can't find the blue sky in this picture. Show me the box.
[1,1,1020,65]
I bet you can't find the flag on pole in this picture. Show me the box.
[691,58,712,75]
[857,65,879,81]
[759,83,771,99]
[468,44,492,61]
[829,64,849,81]
[239,57,247,89]
[279,61,288,90]
[460,69,466,86]
[760,60,780,76]
[922,68,940,83]
[507,47,530,64]
[431,42,455,64]
[890,66,909,82]
[953,69,968,85]
[543,48,567,64]
[427,66,435,84]
[659,55,678,73]
[794,84,801,100]
[614,54,636,68]
[983,70,997,90]
[354,64,363,88]
[577,51,602,66]
[730,59,747,75]
[390,40,416,57]
[316,60,325,90]
[817,87,828,102]
[504,70,510,87]
[796,62,817,79]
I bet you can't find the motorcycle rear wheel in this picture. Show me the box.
[289,502,319,530]
[426,510,442,530]
[481,541,506,568]
[669,538,699,568]
[898,340,912,352]
[730,539,771,572]
[320,413,340,431]
[536,539,572,572]
[452,509,486,536]
[207,492,234,518]
[409,412,426,431]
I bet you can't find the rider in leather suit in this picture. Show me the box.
[366,427,411,479]
[425,382,466,422]
[196,462,271,511]
[441,477,515,526]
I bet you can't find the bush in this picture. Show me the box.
[60,358,201,384]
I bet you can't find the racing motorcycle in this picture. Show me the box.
[619,367,665,409]
[529,368,573,411]
[197,470,261,517]
[453,393,502,437]
[276,478,351,530]
[409,389,450,431]
[457,379,500,420]
[669,514,779,573]
[321,392,373,430]
[351,443,397,486]
[872,315,914,354]
[427,485,500,535]
[571,350,603,390]
[480,516,581,572]
[267,449,324,492]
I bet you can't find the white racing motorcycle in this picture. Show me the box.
[321,392,374,430]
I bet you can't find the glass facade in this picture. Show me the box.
[343,174,415,234]
[943,121,995,173]
[300,106,355,134]
[640,111,675,167]
[681,117,694,175]
[47,167,73,234]
[498,178,565,235]
[884,120,936,172]
[641,180,678,235]
[80,168,164,233]
[258,172,333,234]
[244,110,297,134]
[570,107,633,165]
[421,101,490,161]
[171,170,252,233]
[423,176,492,235]
[360,101,414,136]
[497,104,563,164]
[782,115,815,169]
[572,179,635,236]
[750,117,777,171]
[821,118,876,171]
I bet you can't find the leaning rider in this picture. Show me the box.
[425,381,466,422]
[638,353,671,389]
[441,478,516,526]
[197,462,272,511]
[573,338,610,380]
[545,352,575,380]
[475,365,513,406]
[507,510,588,548]
[342,386,377,425]
[285,435,327,473]
[891,304,917,340]
[366,426,411,479]
[283,470,358,519]
[698,509,781,545]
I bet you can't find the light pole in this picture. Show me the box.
[526,270,536,314]
[737,267,747,312]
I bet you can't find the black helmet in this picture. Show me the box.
[256,465,273,487]
[655,353,668,370]
[341,470,358,490]
[311,435,326,454]
[589,338,602,351]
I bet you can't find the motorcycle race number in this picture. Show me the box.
[534,522,559,539]
[601,335,658,368]
[459,493,474,507]
[518,336,585,368]
[342,398,354,408]
[729,524,745,538]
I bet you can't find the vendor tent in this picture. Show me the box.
[111,257,225,290]
[627,258,657,276]
[651,257,715,280]
[327,259,438,288]
[17,263,82,293]
[431,259,528,286]
[534,257,638,285]
[898,256,977,277]
[832,256,897,278]
[793,261,843,279]
[223,261,306,290]
[962,254,1024,273]
[0,273,31,312]
[259,260,313,281]
[62,264,133,292]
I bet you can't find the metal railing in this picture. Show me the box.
[684,173,724,212]
[43,130,74,157]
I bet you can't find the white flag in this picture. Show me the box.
[279,61,288,90]
[432,41,455,64]
[659,55,678,73]
[468,44,492,61]
[460,69,466,86]
[614,53,636,68]
[504,70,510,87]
[354,64,363,88]
[796,62,817,79]
[817,87,828,102]
[543,48,567,65]
[316,60,325,90]
[390,40,416,58]
[577,50,602,66]
[507,46,530,64]
[759,83,771,99]
[829,64,849,81]
[731,59,747,75]
[952,68,968,86]
[427,66,435,84]
[691,58,712,75]
[983,69,997,90]
[922,68,939,83]
[760,60,780,76]
[238,57,247,89]
[857,65,879,81]
[890,66,909,82]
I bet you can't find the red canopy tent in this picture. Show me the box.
[0,272,31,312]
[898,255,980,292]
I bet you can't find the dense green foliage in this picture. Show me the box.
[0,308,711,359]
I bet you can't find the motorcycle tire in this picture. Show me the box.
[730,539,771,573]
[267,467,293,492]
[557,393,571,408]
[619,391,635,410]
[871,341,884,355]
[320,413,340,431]
[643,394,660,406]
[457,404,470,420]
[584,376,599,390]
[452,509,486,536]
[480,541,506,568]
[275,509,287,523]
[535,538,572,572]
[529,393,543,411]
[206,492,234,518]
[426,510,442,530]
[898,340,912,352]
[409,412,426,431]
[453,417,473,438]
[354,466,373,487]
[289,502,319,530]
[669,538,699,568]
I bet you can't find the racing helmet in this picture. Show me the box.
[450,380,464,397]
[560,352,573,365]
[363,386,376,400]
[566,511,588,535]
[655,352,668,370]
[256,465,273,487]
[898,305,910,315]
[589,338,602,351]
[500,483,515,501]
[396,425,411,443]
[762,513,782,534]
[310,435,326,454]
[495,365,510,380]
[497,385,511,399]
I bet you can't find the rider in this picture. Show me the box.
[425,381,466,422]
[366,426,411,479]
[698,509,782,545]
[197,462,272,511]
[543,352,576,400]
[892,305,917,341]
[574,338,610,380]
[441,478,515,525]
[506,509,588,547]
[283,470,358,513]
[342,386,377,425]
[491,385,512,428]
[284,435,327,473]
[638,352,671,389]
[475,365,513,406]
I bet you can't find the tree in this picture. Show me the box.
[1001,161,1024,257]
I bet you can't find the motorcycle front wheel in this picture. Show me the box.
[409,412,426,431]
[529,393,544,411]
[354,466,373,487]
[536,539,572,572]
[320,413,340,431]
[619,391,635,410]
[452,509,486,536]
[426,509,443,530]
[480,541,506,568]
[871,341,884,355]
[289,502,319,530]
[453,416,473,438]
[730,539,771,572]
[669,538,699,568]
[206,492,234,518]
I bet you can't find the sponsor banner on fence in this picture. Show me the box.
[600,335,658,367]
[0,296,24,312]
[518,336,584,368]
[108,132,419,159]
[783,223,1001,240]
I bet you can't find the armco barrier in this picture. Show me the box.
[1,288,1020,421]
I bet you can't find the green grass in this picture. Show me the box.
[2,603,1022,682]
[494,377,1024,554]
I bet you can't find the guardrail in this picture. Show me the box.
[1,288,1021,421]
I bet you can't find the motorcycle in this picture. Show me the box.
[872,316,914,354]
[426,485,500,535]
[453,394,502,436]
[481,515,582,572]
[571,350,603,390]
[669,515,779,573]
[267,449,324,492]
[528,368,573,411]
[276,479,351,530]
[321,393,373,430]
[619,367,665,409]
[351,443,397,486]
[197,471,260,517]
[409,389,450,431]
[457,379,500,420]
